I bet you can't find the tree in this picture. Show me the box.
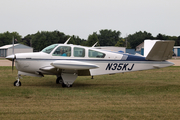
[22,34,34,47]
[68,35,83,45]
[176,36,180,46]
[156,33,179,45]
[127,31,154,49]
[156,33,170,40]
[30,31,66,51]
[0,31,22,46]
[28,30,85,51]
[97,29,121,46]
[86,32,99,46]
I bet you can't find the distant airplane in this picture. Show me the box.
[6,38,175,87]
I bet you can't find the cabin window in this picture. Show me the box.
[41,44,58,54]
[88,50,105,58]
[52,46,71,57]
[74,47,85,57]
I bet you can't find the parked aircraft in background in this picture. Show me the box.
[6,38,175,87]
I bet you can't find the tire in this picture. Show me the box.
[56,77,62,84]
[62,83,72,88]
[62,83,67,88]
[14,81,21,86]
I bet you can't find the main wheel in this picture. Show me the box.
[62,83,67,87]
[56,77,63,84]
[62,83,72,88]
[14,80,21,86]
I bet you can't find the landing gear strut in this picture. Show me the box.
[14,75,22,87]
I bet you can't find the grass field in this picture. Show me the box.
[0,58,6,60]
[0,66,180,120]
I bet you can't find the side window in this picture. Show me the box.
[89,50,105,58]
[74,47,85,57]
[53,46,71,57]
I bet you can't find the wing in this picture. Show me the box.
[50,60,99,70]
[39,60,98,76]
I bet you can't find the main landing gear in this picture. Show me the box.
[56,76,73,88]
[14,75,22,87]
[56,76,63,84]
[56,73,77,88]
[13,73,77,88]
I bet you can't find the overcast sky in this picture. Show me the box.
[0,0,180,39]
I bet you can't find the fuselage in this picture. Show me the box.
[6,44,174,77]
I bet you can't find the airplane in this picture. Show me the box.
[6,38,175,88]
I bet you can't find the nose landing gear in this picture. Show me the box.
[14,74,22,87]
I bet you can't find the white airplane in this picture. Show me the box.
[6,38,175,87]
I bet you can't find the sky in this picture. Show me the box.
[0,0,180,39]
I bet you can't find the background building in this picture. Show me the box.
[134,41,180,57]
[173,46,180,56]
[0,44,33,57]
[95,46,126,53]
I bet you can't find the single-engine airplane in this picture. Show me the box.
[6,38,175,87]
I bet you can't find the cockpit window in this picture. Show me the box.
[41,44,58,54]
[53,46,71,57]
[89,50,105,58]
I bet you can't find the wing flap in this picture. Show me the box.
[145,40,175,61]
[51,60,99,70]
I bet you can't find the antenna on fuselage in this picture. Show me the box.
[92,41,98,47]
[64,37,71,44]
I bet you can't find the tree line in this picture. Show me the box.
[0,30,180,51]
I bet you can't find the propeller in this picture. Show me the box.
[12,55,16,72]
[5,36,17,72]
[12,36,15,72]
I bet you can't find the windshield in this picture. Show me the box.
[41,44,58,54]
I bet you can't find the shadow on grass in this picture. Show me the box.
[25,81,107,88]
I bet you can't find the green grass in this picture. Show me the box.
[0,66,180,120]
[0,58,6,60]
[171,57,180,59]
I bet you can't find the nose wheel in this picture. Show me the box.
[14,80,21,86]
[14,74,22,87]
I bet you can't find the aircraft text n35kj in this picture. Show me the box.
[105,63,135,71]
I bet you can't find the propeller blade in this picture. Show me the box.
[12,59,14,72]
[12,36,15,73]
[12,55,16,73]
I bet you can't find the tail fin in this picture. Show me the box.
[145,40,175,61]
